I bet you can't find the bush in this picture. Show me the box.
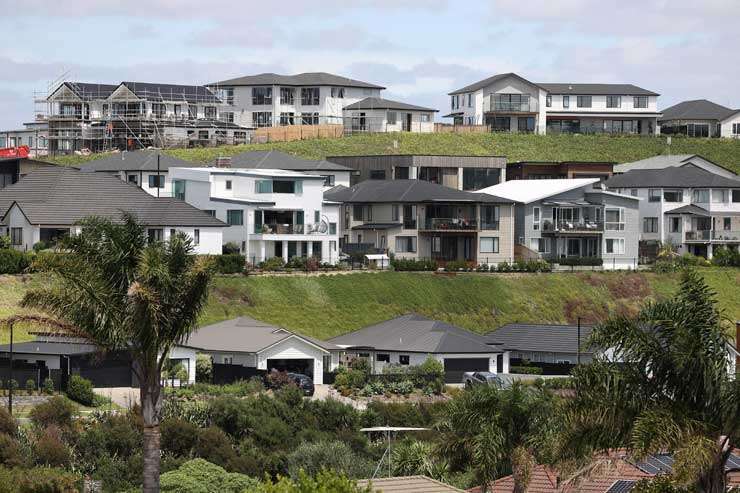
[286,256,307,269]
[162,399,212,428]
[285,440,374,479]
[24,379,36,395]
[555,256,603,266]
[211,254,246,274]
[259,256,286,271]
[712,246,740,267]
[42,378,54,395]
[0,236,9,249]
[161,418,200,457]
[444,260,471,272]
[266,370,292,390]
[66,375,95,406]
[34,426,71,467]
[497,261,511,272]
[0,434,24,468]
[0,465,80,493]
[195,427,237,469]
[509,365,543,375]
[333,369,367,393]
[29,396,76,429]
[32,241,50,253]
[259,469,372,492]
[411,357,445,394]
[195,354,213,383]
[391,258,437,271]
[0,407,16,436]
[160,459,259,493]
[0,249,30,274]
[222,242,240,255]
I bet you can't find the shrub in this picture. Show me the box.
[161,418,199,457]
[160,459,259,493]
[24,379,36,395]
[391,258,437,271]
[285,440,374,479]
[194,427,237,468]
[212,254,246,274]
[411,357,445,394]
[66,375,95,406]
[42,378,54,395]
[195,354,213,383]
[7,380,18,392]
[32,241,50,253]
[0,434,24,467]
[475,263,490,272]
[162,399,212,428]
[555,256,603,266]
[0,407,16,436]
[509,365,543,375]
[0,236,9,249]
[29,396,76,429]
[712,246,740,267]
[266,370,292,390]
[222,242,240,255]
[259,469,372,492]
[286,256,307,269]
[333,369,367,392]
[444,260,471,272]
[260,256,286,271]
[0,465,80,493]
[34,426,71,467]
[497,261,511,272]
[0,249,30,274]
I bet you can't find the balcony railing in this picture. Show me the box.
[421,218,477,231]
[483,95,538,113]
[685,230,740,241]
[712,230,740,241]
[542,220,603,233]
[256,223,329,235]
[685,230,710,241]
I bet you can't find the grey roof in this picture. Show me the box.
[0,340,97,356]
[449,73,545,95]
[228,150,352,172]
[0,167,225,227]
[613,154,737,177]
[351,222,402,230]
[323,180,511,204]
[537,82,658,96]
[664,204,710,216]
[605,165,740,189]
[80,150,200,172]
[184,316,337,353]
[486,323,594,354]
[659,99,738,121]
[211,72,384,89]
[49,82,119,101]
[329,314,500,354]
[342,97,438,112]
[120,82,221,104]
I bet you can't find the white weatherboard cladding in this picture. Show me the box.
[365,351,509,374]
[256,336,328,384]
[4,204,37,251]
[169,346,198,384]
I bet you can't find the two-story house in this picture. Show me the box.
[478,179,641,269]
[225,150,353,188]
[605,166,740,259]
[208,72,384,128]
[169,166,341,263]
[445,72,660,135]
[324,179,514,266]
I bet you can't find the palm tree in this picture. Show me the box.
[561,269,739,493]
[21,214,212,492]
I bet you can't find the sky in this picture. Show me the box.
[0,0,738,129]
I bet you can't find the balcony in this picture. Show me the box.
[685,230,740,242]
[256,223,330,235]
[420,218,477,231]
[542,220,604,234]
[712,230,740,241]
[483,94,538,114]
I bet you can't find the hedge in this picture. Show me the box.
[390,258,437,271]
[553,256,603,266]
[0,249,31,274]
[211,254,246,274]
[509,365,543,375]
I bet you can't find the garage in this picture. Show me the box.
[443,357,490,383]
[267,358,313,379]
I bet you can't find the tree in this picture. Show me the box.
[21,214,212,492]
[561,269,739,493]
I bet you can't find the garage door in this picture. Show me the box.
[267,358,313,379]
[443,358,489,383]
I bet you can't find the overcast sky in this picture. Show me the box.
[0,0,738,129]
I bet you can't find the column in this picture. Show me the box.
[307,241,313,257]
[707,243,713,260]
[282,241,289,262]
[259,241,266,263]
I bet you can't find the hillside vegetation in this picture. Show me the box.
[47,133,740,173]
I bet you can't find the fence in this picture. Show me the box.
[434,123,488,133]
[253,124,343,143]
[212,364,266,385]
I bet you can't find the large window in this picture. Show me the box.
[147,229,163,243]
[577,96,592,108]
[301,87,320,105]
[148,174,165,189]
[692,189,709,203]
[634,96,648,108]
[604,120,637,134]
[462,168,501,190]
[492,93,530,112]
[663,190,683,202]
[204,106,217,119]
[648,189,661,202]
[605,238,625,254]
[353,205,372,221]
[711,189,728,203]
[480,237,499,253]
[403,205,416,229]
[252,111,272,127]
[562,95,569,108]
[226,210,243,226]
[643,217,658,233]
[669,217,681,233]
[330,87,344,98]
[733,123,740,135]
[723,217,732,231]
[687,123,709,138]
[151,103,166,118]
[517,117,535,133]
[606,96,621,108]
[280,87,295,105]
[395,236,417,253]
[301,112,319,125]
[733,190,740,203]
[369,170,386,180]
[279,112,295,126]
[172,179,186,200]
[605,208,624,231]
[481,205,500,230]
[10,227,22,246]
[530,238,550,254]
[387,111,397,125]
[546,94,552,107]
[252,87,272,105]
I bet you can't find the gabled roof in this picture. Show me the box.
[0,167,224,227]
[328,314,500,354]
[476,178,600,204]
[357,476,464,492]
[659,99,738,121]
[613,154,737,177]
[605,165,740,189]
[210,72,384,89]
[342,97,438,112]
[663,204,710,216]
[323,180,510,204]
[47,82,119,101]
[80,150,200,172]
[228,150,352,172]
[449,72,545,95]
[120,82,221,104]
[487,323,594,354]
[537,82,658,96]
[184,316,337,353]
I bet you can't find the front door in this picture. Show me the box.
[567,238,581,257]
[274,241,283,258]
[584,238,598,257]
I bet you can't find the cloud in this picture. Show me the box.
[122,24,159,40]
[288,25,396,51]
[0,89,34,129]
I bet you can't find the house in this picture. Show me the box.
[0,122,49,157]
[323,179,515,266]
[0,155,58,190]
[326,154,507,190]
[357,476,465,492]
[224,150,353,188]
[328,314,510,382]
[184,316,339,385]
[613,154,738,180]
[605,166,740,259]
[208,72,384,128]
[658,99,740,138]
[477,179,641,269]
[169,166,341,262]
[446,72,660,135]
[41,81,247,155]
[507,161,615,181]
[79,149,201,197]
[341,97,437,133]
[0,167,225,254]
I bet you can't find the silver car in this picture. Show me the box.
[462,371,510,389]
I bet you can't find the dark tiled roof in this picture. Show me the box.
[120,82,221,104]
[329,314,500,354]
[211,72,384,89]
[663,204,710,216]
[537,83,658,96]
[228,150,352,171]
[605,165,740,189]
[80,150,199,172]
[53,82,119,100]
[659,99,738,121]
[342,97,438,112]
[449,73,544,95]
[0,167,224,227]
[323,180,510,204]
[487,323,594,354]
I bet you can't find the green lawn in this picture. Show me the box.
[3,269,738,343]
[46,133,740,173]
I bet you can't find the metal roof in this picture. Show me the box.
[228,150,352,171]
[0,167,225,227]
[486,323,594,354]
[605,165,740,189]
[80,150,200,172]
[329,314,500,354]
[0,340,97,356]
[210,72,384,89]
[476,178,600,204]
[659,99,738,121]
[357,476,465,493]
[342,97,438,112]
[323,180,511,204]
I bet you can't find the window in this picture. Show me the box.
[733,123,740,135]
[173,104,181,116]
[395,236,417,253]
[329,223,337,234]
[387,111,397,125]
[431,236,441,253]
[173,179,186,200]
[533,206,540,230]
[530,238,550,254]
[634,96,648,108]
[687,123,709,137]
[467,93,472,107]
[546,94,552,107]
[648,189,661,202]
[663,190,683,202]
[128,174,138,185]
[353,205,371,221]
[605,238,625,254]
[630,189,638,197]
[221,112,234,123]
[562,95,570,108]
[376,353,390,363]
[252,111,272,127]
[10,227,22,246]
[225,180,232,190]
[147,174,164,189]
[733,190,740,203]
[451,95,459,110]
[151,103,166,118]
[723,217,732,230]
[399,355,410,365]
[462,168,501,190]
[643,217,658,233]
[711,189,728,203]
[330,87,344,98]
[320,175,335,187]
[301,87,320,105]
[252,87,272,105]
[369,169,386,180]
[517,117,535,132]
[204,106,216,119]
[605,208,624,230]
[392,205,399,222]
[480,237,499,253]
[226,210,243,226]
[279,112,295,126]
[193,229,200,245]
[188,105,198,119]
[198,130,209,141]
[420,113,431,122]
[403,205,417,229]
[577,96,592,108]
[204,210,215,217]
[669,216,681,233]
[329,240,336,252]
[147,228,163,243]
[692,189,709,203]
[301,112,319,125]
[280,87,295,105]
[606,96,621,108]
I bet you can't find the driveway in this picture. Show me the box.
[95,387,139,409]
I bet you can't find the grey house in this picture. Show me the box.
[658,99,740,138]
[487,323,594,367]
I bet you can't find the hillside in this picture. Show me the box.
[3,268,738,343]
[46,133,740,173]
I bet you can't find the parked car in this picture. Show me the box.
[287,372,315,396]
[462,371,510,389]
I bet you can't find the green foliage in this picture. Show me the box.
[0,236,9,250]
[25,379,36,394]
[0,465,80,493]
[257,469,371,493]
[42,378,55,395]
[0,434,24,468]
[29,396,76,430]
[712,246,740,267]
[0,407,16,436]
[209,254,246,274]
[66,375,94,406]
[161,418,199,457]
[221,242,240,255]
[285,440,374,479]
[444,260,472,272]
[0,249,30,274]
[259,256,286,271]
[168,378,264,399]
[162,399,212,428]
[631,475,691,493]
[391,258,438,271]
[32,241,50,253]
[195,354,213,383]
[392,439,449,481]
[159,459,259,493]
[510,365,543,375]
[194,427,236,469]
[554,256,603,266]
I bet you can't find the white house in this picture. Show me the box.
[225,150,353,188]
[613,154,739,180]
[341,97,437,133]
[658,99,740,138]
[208,72,384,128]
[446,72,660,135]
[0,167,225,254]
[169,166,341,263]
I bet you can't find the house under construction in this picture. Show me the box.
[35,81,251,155]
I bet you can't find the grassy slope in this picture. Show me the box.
[46,133,740,173]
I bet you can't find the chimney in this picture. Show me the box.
[215,156,231,168]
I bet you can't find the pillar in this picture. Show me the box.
[259,241,266,262]
[282,241,289,262]
[307,241,313,257]
[707,243,713,260]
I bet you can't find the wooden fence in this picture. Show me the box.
[434,123,488,133]
[253,124,344,143]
